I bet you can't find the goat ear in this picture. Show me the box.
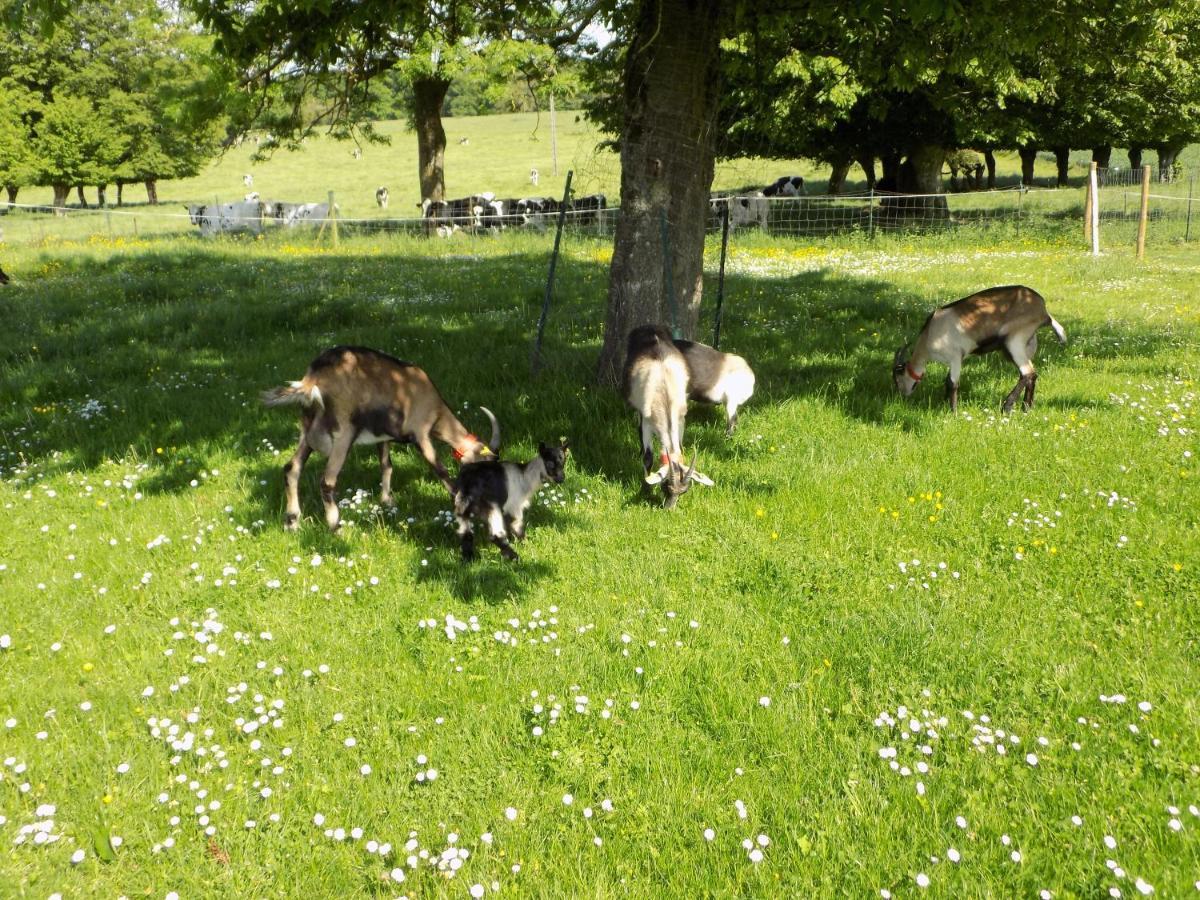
[691,470,715,487]
[645,471,665,485]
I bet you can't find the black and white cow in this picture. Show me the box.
[570,193,607,226]
[186,201,266,236]
[763,176,805,197]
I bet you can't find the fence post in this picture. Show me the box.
[1136,164,1150,259]
[1089,164,1100,256]
[1083,164,1093,245]
[713,200,730,349]
[328,190,338,247]
[531,170,574,376]
[1186,176,1194,242]
[868,187,875,240]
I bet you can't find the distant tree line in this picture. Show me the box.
[0,0,233,211]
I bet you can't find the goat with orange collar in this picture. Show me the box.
[893,285,1067,413]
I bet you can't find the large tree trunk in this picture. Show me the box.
[983,148,997,189]
[1157,140,1186,182]
[1092,145,1112,169]
[857,155,876,190]
[882,144,947,220]
[116,181,125,207]
[96,184,107,208]
[596,0,722,385]
[52,183,70,215]
[1018,144,1037,186]
[413,75,451,203]
[878,153,901,191]
[827,157,851,195]
[1127,146,1143,172]
[1052,146,1070,186]
[4,184,17,205]
[144,179,158,205]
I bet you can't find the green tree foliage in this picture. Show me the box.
[188,0,601,200]
[0,0,230,206]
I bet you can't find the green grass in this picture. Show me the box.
[1,113,1199,896]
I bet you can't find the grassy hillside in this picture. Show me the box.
[4,111,1194,223]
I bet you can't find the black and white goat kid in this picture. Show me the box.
[454,440,569,561]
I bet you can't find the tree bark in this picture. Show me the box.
[52,183,70,215]
[412,75,451,203]
[828,158,851,195]
[878,153,901,191]
[1157,140,1186,182]
[1053,146,1070,186]
[96,184,107,208]
[1091,145,1112,169]
[144,179,158,205]
[857,155,876,190]
[1018,144,1037,186]
[983,148,997,189]
[116,181,125,207]
[1127,146,1143,171]
[76,185,89,208]
[596,0,722,386]
[4,184,17,205]
[883,144,948,220]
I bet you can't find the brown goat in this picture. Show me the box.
[893,285,1067,413]
[263,346,499,531]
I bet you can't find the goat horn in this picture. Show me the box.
[479,406,500,454]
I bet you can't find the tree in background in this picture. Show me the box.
[191,0,599,203]
[0,0,230,208]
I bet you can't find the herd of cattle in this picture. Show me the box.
[183,173,807,237]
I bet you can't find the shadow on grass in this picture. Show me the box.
[0,240,1177,497]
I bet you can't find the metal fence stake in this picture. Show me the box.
[531,170,574,375]
[713,200,730,349]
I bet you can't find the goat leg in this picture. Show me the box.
[945,376,960,413]
[457,515,476,561]
[417,435,456,497]
[1001,375,1027,415]
[1022,372,1038,411]
[487,509,518,561]
[282,433,312,530]
[378,442,395,507]
[320,432,354,530]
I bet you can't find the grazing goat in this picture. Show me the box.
[262,346,500,531]
[376,186,389,209]
[529,167,539,187]
[893,285,1067,413]
[673,339,756,434]
[623,325,713,509]
[0,264,9,285]
[454,440,569,561]
[243,174,253,187]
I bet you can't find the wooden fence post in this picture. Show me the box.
[1136,164,1150,259]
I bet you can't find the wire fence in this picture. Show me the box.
[1,176,1197,249]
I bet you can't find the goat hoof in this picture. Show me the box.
[283,514,299,531]
[501,549,519,562]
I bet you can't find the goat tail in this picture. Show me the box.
[1047,316,1067,345]
[261,380,323,410]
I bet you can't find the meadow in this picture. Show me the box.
[1,115,1199,898]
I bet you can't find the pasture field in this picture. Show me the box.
[0,218,1198,898]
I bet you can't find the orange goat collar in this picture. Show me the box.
[906,363,925,382]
